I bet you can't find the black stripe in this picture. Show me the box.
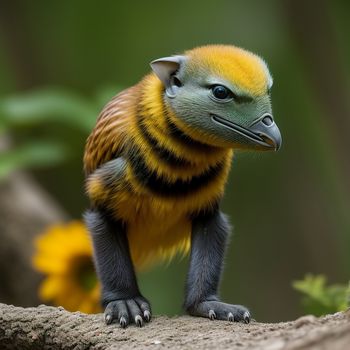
[165,116,217,153]
[137,119,192,167]
[189,201,221,220]
[128,147,224,197]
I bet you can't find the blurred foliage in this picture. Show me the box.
[0,86,120,179]
[293,274,349,316]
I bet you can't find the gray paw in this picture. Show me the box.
[104,296,151,327]
[189,300,250,323]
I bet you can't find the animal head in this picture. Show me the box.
[150,45,281,151]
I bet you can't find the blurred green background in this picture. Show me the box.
[0,0,349,322]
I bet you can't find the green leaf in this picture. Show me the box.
[0,89,98,133]
[293,274,349,316]
[0,142,67,179]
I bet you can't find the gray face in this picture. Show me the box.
[151,56,282,151]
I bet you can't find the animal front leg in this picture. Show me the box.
[84,209,151,327]
[184,210,250,323]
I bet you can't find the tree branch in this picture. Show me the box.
[0,303,349,350]
[0,172,68,306]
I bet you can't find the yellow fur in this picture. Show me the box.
[186,45,271,96]
[88,162,233,271]
[86,176,107,203]
[112,151,232,270]
[135,75,229,163]
[84,44,267,270]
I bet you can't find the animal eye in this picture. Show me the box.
[211,85,232,100]
[171,75,183,87]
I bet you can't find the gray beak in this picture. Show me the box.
[249,114,282,151]
[211,113,282,151]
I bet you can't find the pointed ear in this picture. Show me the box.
[150,55,185,87]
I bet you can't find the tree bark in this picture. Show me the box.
[0,303,349,350]
[0,171,67,306]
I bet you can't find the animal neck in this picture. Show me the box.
[132,74,232,180]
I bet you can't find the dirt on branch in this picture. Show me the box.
[0,303,349,350]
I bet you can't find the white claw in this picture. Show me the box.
[208,309,216,320]
[105,314,112,324]
[228,312,234,321]
[135,315,143,327]
[243,311,251,323]
[144,310,151,322]
[120,316,127,328]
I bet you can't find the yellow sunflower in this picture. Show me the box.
[32,221,101,314]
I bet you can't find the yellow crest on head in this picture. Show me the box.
[185,45,272,96]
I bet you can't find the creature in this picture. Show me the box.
[83,45,281,327]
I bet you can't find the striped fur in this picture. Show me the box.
[84,74,233,269]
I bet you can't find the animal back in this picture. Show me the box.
[84,86,139,175]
